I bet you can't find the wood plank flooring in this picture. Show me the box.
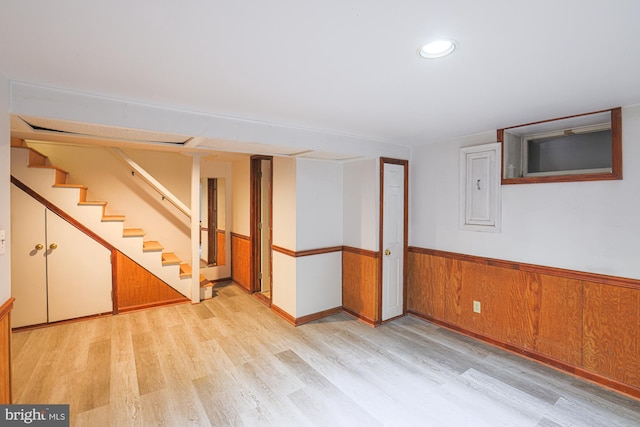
[11,282,640,426]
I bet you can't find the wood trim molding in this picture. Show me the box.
[408,310,640,399]
[230,232,250,241]
[342,246,380,258]
[12,311,113,332]
[295,307,342,326]
[118,298,190,313]
[271,245,296,257]
[0,298,15,321]
[0,298,14,404]
[271,304,343,327]
[342,306,378,327]
[254,291,271,307]
[270,304,296,326]
[408,246,640,290]
[272,245,343,258]
[232,282,253,294]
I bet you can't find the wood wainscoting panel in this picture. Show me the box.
[116,252,188,311]
[231,233,251,292]
[217,230,226,267]
[446,261,530,345]
[407,247,639,397]
[533,274,583,366]
[0,298,15,403]
[583,281,640,387]
[407,251,449,320]
[342,248,379,324]
[441,259,583,366]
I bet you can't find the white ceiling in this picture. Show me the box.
[1,0,640,151]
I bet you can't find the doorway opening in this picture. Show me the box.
[251,156,273,305]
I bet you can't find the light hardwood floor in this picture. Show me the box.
[12,282,640,426]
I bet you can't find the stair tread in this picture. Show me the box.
[179,263,192,277]
[200,274,212,288]
[143,241,164,251]
[102,215,126,222]
[78,201,107,206]
[162,252,181,265]
[53,183,88,189]
[123,228,145,237]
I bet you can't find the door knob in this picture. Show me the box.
[49,243,58,250]
[384,249,391,256]
[35,243,44,251]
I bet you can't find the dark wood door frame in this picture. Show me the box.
[250,155,273,301]
[206,178,218,266]
[378,157,409,322]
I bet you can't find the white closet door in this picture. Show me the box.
[46,210,113,322]
[10,185,48,328]
[382,162,405,321]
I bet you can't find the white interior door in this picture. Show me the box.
[46,210,113,322]
[10,185,48,328]
[382,162,405,321]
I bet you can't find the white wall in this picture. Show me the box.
[296,252,342,318]
[343,158,378,251]
[231,157,250,236]
[272,252,297,317]
[410,104,640,279]
[272,157,296,250]
[296,158,343,250]
[293,159,343,317]
[0,75,10,304]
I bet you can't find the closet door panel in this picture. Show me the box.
[46,210,113,322]
[10,185,48,328]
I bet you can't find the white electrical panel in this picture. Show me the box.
[459,143,501,232]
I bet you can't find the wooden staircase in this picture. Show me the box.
[10,140,209,298]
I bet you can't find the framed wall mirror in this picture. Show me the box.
[200,177,225,266]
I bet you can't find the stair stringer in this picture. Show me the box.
[11,147,192,298]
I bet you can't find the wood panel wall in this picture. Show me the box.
[342,247,379,325]
[231,232,251,292]
[0,298,14,404]
[583,282,640,387]
[407,247,640,398]
[115,251,188,312]
[217,230,226,267]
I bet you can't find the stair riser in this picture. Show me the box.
[28,149,47,167]
[54,169,67,185]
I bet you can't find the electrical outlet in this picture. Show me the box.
[473,300,481,313]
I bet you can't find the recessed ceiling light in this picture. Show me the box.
[418,39,456,59]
